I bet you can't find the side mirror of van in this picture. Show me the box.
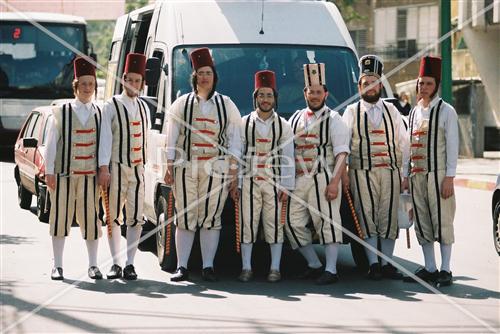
[23,137,38,148]
[145,57,161,86]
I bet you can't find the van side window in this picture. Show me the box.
[23,113,41,139]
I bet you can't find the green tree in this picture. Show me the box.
[86,20,115,78]
[126,0,149,13]
[328,0,364,23]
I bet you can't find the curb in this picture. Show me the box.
[454,178,495,191]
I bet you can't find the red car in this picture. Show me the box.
[14,106,53,222]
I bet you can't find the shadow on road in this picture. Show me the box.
[1,280,116,333]
[0,234,35,245]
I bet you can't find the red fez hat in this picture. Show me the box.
[190,47,214,70]
[74,57,95,79]
[254,70,276,91]
[419,56,441,81]
[124,53,146,77]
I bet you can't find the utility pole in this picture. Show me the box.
[440,0,452,103]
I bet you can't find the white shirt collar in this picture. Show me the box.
[253,110,276,123]
[121,91,137,104]
[305,105,328,118]
[196,91,218,104]
[418,95,440,110]
[74,98,93,111]
[361,99,383,111]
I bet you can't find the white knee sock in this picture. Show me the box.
[200,229,220,269]
[175,228,195,269]
[422,242,437,272]
[85,239,99,267]
[126,225,142,266]
[108,224,122,265]
[52,236,65,268]
[241,243,253,270]
[365,237,379,265]
[440,244,452,272]
[380,238,396,265]
[269,243,283,271]
[324,243,339,274]
[298,244,322,269]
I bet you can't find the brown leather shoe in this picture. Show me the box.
[51,267,63,280]
[202,267,218,282]
[381,263,403,280]
[316,271,339,285]
[170,267,189,282]
[238,269,253,282]
[267,270,281,283]
[297,266,324,279]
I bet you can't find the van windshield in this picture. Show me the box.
[0,22,85,99]
[172,45,359,118]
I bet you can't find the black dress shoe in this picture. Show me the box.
[437,270,453,286]
[88,266,103,280]
[297,266,324,279]
[202,267,218,282]
[107,264,122,279]
[171,267,189,282]
[367,263,382,281]
[51,267,64,280]
[403,268,439,283]
[381,263,403,280]
[123,264,138,280]
[316,271,339,285]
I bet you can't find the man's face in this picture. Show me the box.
[305,84,328,111]
[256,87,275,112]
[123,72,143,97]
[359,75,382,103]
[418,76,437,100]
[196,66,214,91]
[76,75,95,102]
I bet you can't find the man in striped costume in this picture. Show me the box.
[235,70,294,283]
[45,57,103,280]
[342,55,409,280]
[285,63,349,285]
[163,47,242,282]
[404,56,458,286]
[98,53,150,280]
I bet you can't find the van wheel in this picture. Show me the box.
[156,195,177,271]
[350,239,369,272]
[37,184,50,223]
[493,201,500,256]
[18,181,32,210]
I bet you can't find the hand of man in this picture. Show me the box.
[441,176,454,199]
[164,165,174,186]
[324,181,339,201]
[98,166,110,188]
[45,174,56,191]
[401,177,409,193]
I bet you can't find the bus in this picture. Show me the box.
[0,12,92,153]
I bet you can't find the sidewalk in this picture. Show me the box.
[455,158,499,191]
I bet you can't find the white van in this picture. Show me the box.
[106,0,368,271]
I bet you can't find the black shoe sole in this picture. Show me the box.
[107,274,122,279]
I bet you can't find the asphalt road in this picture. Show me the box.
[1,161,499,333]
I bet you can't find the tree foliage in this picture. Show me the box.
[328,0,365,23]
[86,20,115,78]
[126,0,149,13]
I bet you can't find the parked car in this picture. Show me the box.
[13,106,53,222]
[492,175,500,255]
